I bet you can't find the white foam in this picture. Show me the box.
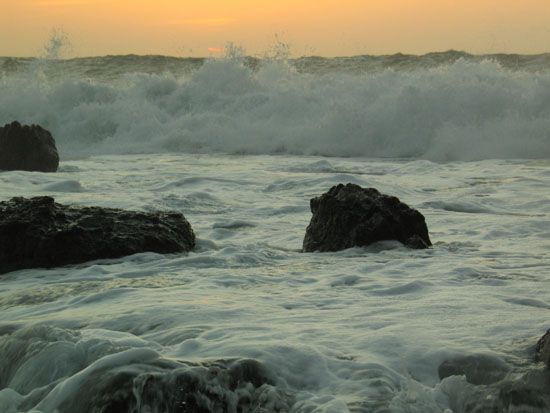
[42,179,85,192]
[0,153,549,411]
[34,348,159,412]
[1,58,549,161]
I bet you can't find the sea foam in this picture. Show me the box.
[1,55,549,161]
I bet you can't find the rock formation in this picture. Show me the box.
[303,183,431,252]
[0,196,195,274]
[0,121,59,172]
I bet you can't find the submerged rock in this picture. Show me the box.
[131,359,278,413]
[442,369,550,413]
[0,121,59,172]
[438,354,511,385]
[303,183,431,252]
[40,357,285,413]
[0,196,195,274]
[0,325,290,412]
[437,336,550,412]
[536,329,550,368]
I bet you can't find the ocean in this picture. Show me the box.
[0,52,549,412]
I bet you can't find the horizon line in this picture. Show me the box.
[3,49,550,60]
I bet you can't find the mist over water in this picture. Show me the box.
[1,52,549,161]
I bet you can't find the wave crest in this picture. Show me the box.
[1,57,549,161]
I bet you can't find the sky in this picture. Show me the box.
[1,0,550,57]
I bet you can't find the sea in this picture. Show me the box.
[0,51,549,412]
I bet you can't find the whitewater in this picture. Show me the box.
[0,53,549,412]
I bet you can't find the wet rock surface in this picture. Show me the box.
[25,357,287,413]
[0,196,195,274]
[303,183,431,252]
[0,121,59,172]
[442,370,550,413]
[438,354,511,385]
[0,326,291,413]
[438,353,550,413]
[536,329,550,367]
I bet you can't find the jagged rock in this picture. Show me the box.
[303,183,431,252]
[0,196,195,274]
[0,121,59,172]
[536,330,550,367]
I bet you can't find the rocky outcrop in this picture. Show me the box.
[303,183,431,252]
[0,196,195,274]
[0,121,59,172]
[536,330,550,368]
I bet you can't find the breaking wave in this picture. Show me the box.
[1,53,549,161]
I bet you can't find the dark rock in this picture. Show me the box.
[56,358,285,413]
[0,196,195,274]
[303,183,431,252]
[135,360,274,413]
[536,329,550,367]
[498,383,547,410]
[438,354,511,385]
[0,121,60,172]
[446,370,550,413]
[227,358,271,390]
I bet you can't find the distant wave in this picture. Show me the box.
[2,51,550,79]
[1,53,549,161]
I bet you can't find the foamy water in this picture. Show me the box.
[0,55,549,412]
[1,53,550,161]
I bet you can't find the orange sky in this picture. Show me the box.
[2,0,550,57]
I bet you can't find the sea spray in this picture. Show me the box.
[1,54,549,161]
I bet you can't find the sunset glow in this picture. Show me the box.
[2,0,550,57]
